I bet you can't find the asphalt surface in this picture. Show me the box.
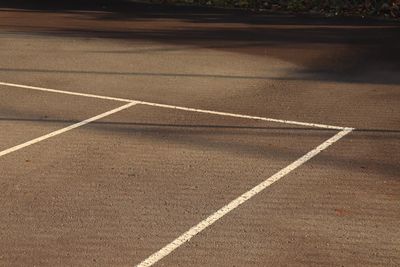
[0,1,399,266]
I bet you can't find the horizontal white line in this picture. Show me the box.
[135,128,353,267]
[135,101,346,130]
[0,81,347,130]
[0,102,137,158]
[0,81,133,103]
[0,81,354,266]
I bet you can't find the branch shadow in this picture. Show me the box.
[1,116,399,179]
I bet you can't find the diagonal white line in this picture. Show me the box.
[0,81,355,265]
[135,128,354,267]
[0,81,347,130]
[0,102,137,158]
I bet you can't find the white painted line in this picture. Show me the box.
[0,81,133,103]
[135,128,354,267]
[1,81,354,265]
[0,81,347,130]
[135,101,346,130]
[0,102,137,158]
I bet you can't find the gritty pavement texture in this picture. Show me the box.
[0,1,399,266]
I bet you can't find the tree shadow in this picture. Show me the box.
[0,0,400,85]
[2,116,399,178]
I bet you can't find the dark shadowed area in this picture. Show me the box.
[1,0,400,85]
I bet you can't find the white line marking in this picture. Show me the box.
[135,101,345,130]
[0,81,346,130]
[0,81,133,103]
[0,81,354,265]
[135,128,353,267]
[0,102,137,158]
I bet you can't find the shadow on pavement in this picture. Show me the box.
[1,116,399,178]
[0,0,400,85]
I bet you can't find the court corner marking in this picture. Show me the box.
[0,102,137,158]
[0,81,356,266]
